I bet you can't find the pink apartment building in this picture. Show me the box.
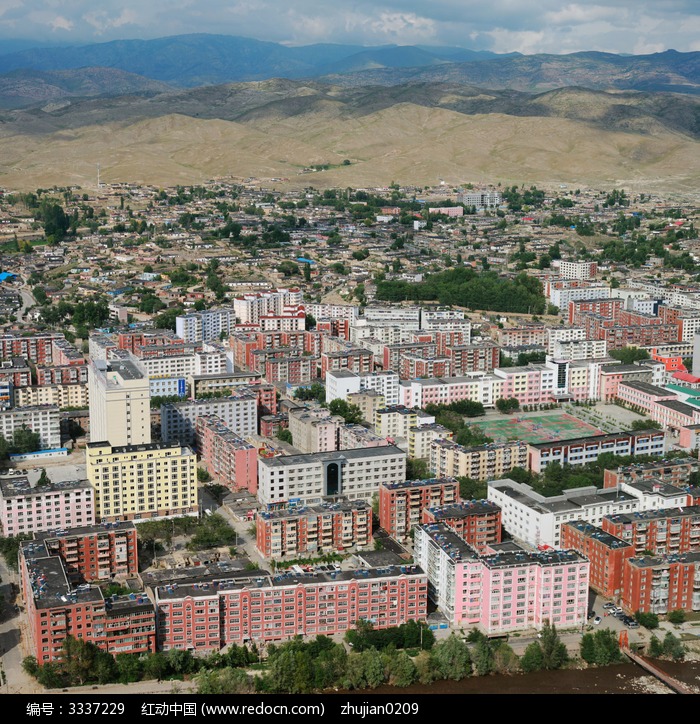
[415,523,589,634]
[0,474,95,537]
[151,564,428,651]
[195,414,258,493]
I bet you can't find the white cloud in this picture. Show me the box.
[0,0,698,54]
[50,15,74,32]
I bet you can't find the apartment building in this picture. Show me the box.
[88,357,151,447]
[0,332,64,365]
[36,521,138,582]
[325,369,399,407]
[558,261,598,280]
[0,358,32,387]
[36,364,89,385]
[195,415,258,494]
[255,498,372,559]
[176,307,238,343]
[621,553,700,615]
[338,424,388,450]
[603,458,700,489]
[0,405,61,450]
[320,349,374,379]
[287,406,344,454]
[161,392,257,446]
[415,524,589,633]
[487,478,642,548]
[379,478,459,542]
[257,445,407,508]
[374,405,434,441]
[496,326,547,348]
[602,507,700,557]
[20,540,155,663]
[0,474,94,537]
[526,430,666,473]
[409,424,453,459]
[152,563,426,650]
[430,439,528,482]
[560,521,632,599]
[233,288,304,325]
[14,383,89,410]
[86,440,198,522]
[445,342,500,375]
[265,356,317,385]
[421,501,501,553]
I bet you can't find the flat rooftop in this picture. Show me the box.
[606,505,700,525]
[34,520,135,542]
[382,477,456,491]
[260,444,405,468]
[153,563,426,601]
[0,475,91,499]
[529,429,662,450]
[426,500,501,519]
[562,519,632,550]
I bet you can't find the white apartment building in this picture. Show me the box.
[549,285,610,310]
[558,261,597,281]
[458,191,502,208]
[257,445,407,508]
[363,306,421,330]
[175,307,237,344]
[305,303,359,323]
[546,327,587,354]
[325,369,400,407]
[0,405,61,450]
[551,339,608,360]
[287,406,344,454]
[233,288,304,325]
[88,358,151,447]
[487,478,642,548]
[160,393,257,445]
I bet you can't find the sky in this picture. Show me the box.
[0,0,698,55]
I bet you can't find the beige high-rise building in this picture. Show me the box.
[86,440,197,522]
[88,357,151,446]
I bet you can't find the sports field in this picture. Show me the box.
[469,413,603,444]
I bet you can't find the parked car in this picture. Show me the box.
[593,616,602,625]
[603,602,616,611]
[628,621,640,629]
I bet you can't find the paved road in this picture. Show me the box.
[15,285,36,323]
[0,554,41,694]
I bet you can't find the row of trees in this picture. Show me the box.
[375,268,547,315]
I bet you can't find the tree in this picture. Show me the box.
[539,621,568,669]
[520,642,544,672]
[635,611,659,629]
[662,631,686,662]
[37,469,51,487]
[609,347,650,365]
[668,609,686,625]
[648,635,663,658]
[431,634,471,680]
[328,399,363,424]
[389,651,417,687]
[495,397,520,414]
[277,428,293,445]
[580,629,621,666]
[61,635,98,685]
[406,458,429,480]
[10,426,41,454]
[630,419,662,431]
[22,656,39,677]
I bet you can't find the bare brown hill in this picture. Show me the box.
[0,80,698,193]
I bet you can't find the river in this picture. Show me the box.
[350,660,700,695]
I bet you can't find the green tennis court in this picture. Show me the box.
[469,413,603,444]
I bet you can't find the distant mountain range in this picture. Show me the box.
[0,33,698,109]
[0,34,699,192]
